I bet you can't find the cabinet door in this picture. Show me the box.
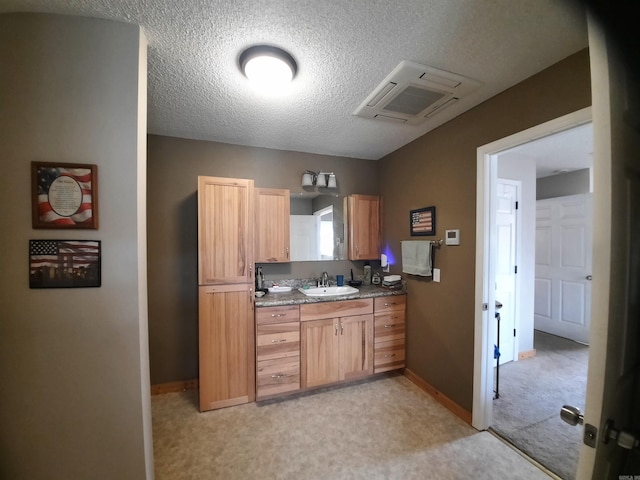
[301,318,340,388]
[199,284,255,411]
[347,194,381,260]
[340,314,373,380]
[198,176,254,284]
[255,188,290,263]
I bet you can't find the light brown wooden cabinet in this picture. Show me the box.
[373,295,406,373]
[198,176,255,412]
[198,176,254,285]
[346,194,381,260]
[198,284,255,411]
[255,187,290,263]
[255,305,300,399]
[300,299,374,388]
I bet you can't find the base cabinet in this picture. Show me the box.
[255,294,405,400]
[199,284,255,411]
[256,305,300,399]
[373,295,406,373]
[300,299,374,389]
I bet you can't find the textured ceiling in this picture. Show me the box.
[498,123,593,178]
[0,0,589,160]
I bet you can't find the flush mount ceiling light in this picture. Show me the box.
[239,45,297,90]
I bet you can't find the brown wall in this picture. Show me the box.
[147,136,379,384]
[378,49,591,411]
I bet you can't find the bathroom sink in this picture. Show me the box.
[298,286,359,297]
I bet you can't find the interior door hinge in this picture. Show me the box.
[514,265,518,274]
[515,201,519,210]
[513,329,516,337]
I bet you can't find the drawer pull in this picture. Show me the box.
[384,353,396,358]
[271,374,286,378]
[271,313,287,317]
[271,339,287,343]
[384,302,397,307]
[384,324,396,328]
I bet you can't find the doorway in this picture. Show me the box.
[486,122,594,478]
[473,106,593,431]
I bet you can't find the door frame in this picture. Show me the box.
[472,106,592,430]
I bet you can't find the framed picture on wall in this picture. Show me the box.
[31,162,99,229]
[29,239,101,288]
[410,206,436,236]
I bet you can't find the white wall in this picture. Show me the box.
[497,156,536,354]
[0,13,152,479]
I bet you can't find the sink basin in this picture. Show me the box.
[298,286,359,297]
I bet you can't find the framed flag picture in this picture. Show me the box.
[31,162,98,229]
[410,206,436,236]
[29,240,101,288]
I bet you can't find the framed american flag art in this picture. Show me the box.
[31,162,99,229]
[29,240,101,288]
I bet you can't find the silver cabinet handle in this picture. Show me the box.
[271,339,287,343]
[271,374,286,378]
[335,323,338,336]
[384,353,396,358]
[384,324,396,328]
[340,322,344,335]
[271,313,286,317]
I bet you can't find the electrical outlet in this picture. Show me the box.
[433,268,441,282]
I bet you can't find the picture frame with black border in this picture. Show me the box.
[29,239,101,288]
[410,206,436,236]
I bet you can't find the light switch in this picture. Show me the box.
[433,268,441,282]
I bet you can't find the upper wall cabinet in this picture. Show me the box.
[346,194,381,261]
[255,188,290,263]
[198,176,254,285]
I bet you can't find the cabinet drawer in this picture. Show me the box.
[374,312,406,344]
[256,322,300,361]
[374,339,406,373]
[256,305,300,325]
[374,295,406,314]
[257,356,300,398]
[300,298,373,321]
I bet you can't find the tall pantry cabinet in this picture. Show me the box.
[197,176,255,411]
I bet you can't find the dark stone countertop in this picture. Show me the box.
[255,284,406,307]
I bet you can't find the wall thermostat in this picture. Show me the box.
[445,229,460,245]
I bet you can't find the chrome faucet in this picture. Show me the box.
[319,272,329,287]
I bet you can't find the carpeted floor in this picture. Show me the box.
[491,330,589,480]
[152,374,552,479]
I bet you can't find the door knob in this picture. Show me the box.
[561,405,584,426]
[585,275,592,280]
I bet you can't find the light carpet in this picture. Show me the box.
[152,374,551,479]
[492,331,588,480]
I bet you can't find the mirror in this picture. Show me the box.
[290,194,345,261]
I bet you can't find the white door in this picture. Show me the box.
[495,179,520,364]
[534,194,592,344]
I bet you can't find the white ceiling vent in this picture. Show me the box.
[353,61,481,125]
